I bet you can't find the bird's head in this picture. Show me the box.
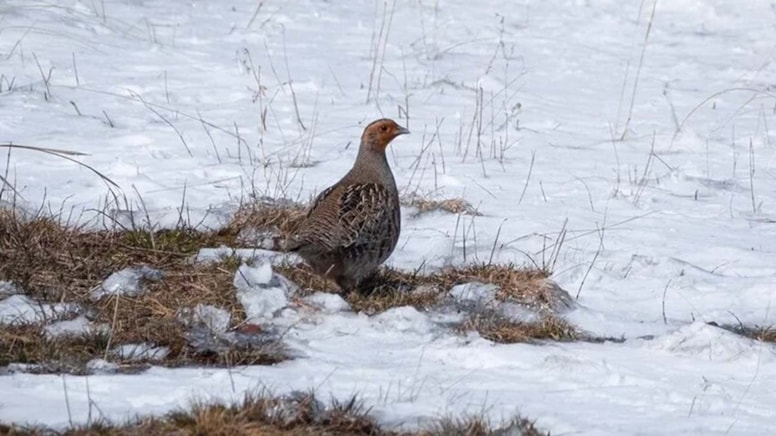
[361,118,410,152]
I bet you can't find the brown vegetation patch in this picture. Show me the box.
[427,415,547,436]
[229,197,307,248]
[0,324,113,374]
[354,264,554,314]
[460,312,580,344]
[0,391,548,436]
[0,208,288,372]
[271,263,554,316]
[0,196,579,372]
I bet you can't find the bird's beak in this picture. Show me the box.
[396,125,410,135]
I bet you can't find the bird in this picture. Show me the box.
[285,118,409,293]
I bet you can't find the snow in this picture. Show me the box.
[1,0,776,434]
[112,343,170,362]
[90,266,164,300]
[177,304,232,334]
[303,292,351,313]
[234,261,296,322]
[449,282,499,306]
[44,316,109,339]
[0,295,76,325]
[0,281,19,296]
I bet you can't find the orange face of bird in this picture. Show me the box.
[362,118,410,151]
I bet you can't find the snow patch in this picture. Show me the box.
[0,295,76,325]
[112,343,170,362]
[0,281,19,296]
[91,266,164,300]
[640,322,775,362]
[195,247,297,265]
[44,316,109,338]
[449,282,498,306]
[86,359,120,374]
[372,306,434,335]
[234,261,297,322]
[177,304,232,334]
[303,292,351,313]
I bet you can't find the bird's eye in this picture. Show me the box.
[380,125,388,132]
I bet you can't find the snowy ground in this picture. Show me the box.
[1,0,776,434]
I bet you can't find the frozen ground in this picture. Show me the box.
[1,0,775,434]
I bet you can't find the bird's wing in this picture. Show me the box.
[336,182,395,247]
[288,182,395,252]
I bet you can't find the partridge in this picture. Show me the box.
[285,118,409,292]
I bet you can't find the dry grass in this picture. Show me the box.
[275,263,555,315]
[275,262,578,344]
[711,322,776,343]
[401,195,481,217]
[426,415,547,436]
[0,193,581,374]
[0,208,287,372]
[0,391,548,436]
[460,311,580,343]
[0,324,115,374]
[230,197,307,248]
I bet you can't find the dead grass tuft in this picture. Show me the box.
[460,311,580,343]
[0,324,113,374]
[425,415,547,436]
[229,197,307,248]
[0,391,549,436]
[272,263,554,316]
[401,195,481,217]
[2,391,382,436]
[353,264,555,314]
[711,322,776,343]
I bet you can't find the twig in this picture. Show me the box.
[518,150,535,204]
[748,139,757,214]
[0,143,119,188]
[661,279,672,324]
[32,52,54,101]
[246,1,264,28]
[71,52,80,86]
[576,217,606,300]
[130,91,192,156]
[281,28,306,131]
[61,375,73,427]
[619,0,657,140]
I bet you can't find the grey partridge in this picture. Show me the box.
[285,118,409,292]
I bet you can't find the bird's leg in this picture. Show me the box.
[334,275,353,294]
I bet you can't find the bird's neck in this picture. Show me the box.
[350,146,395,186]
